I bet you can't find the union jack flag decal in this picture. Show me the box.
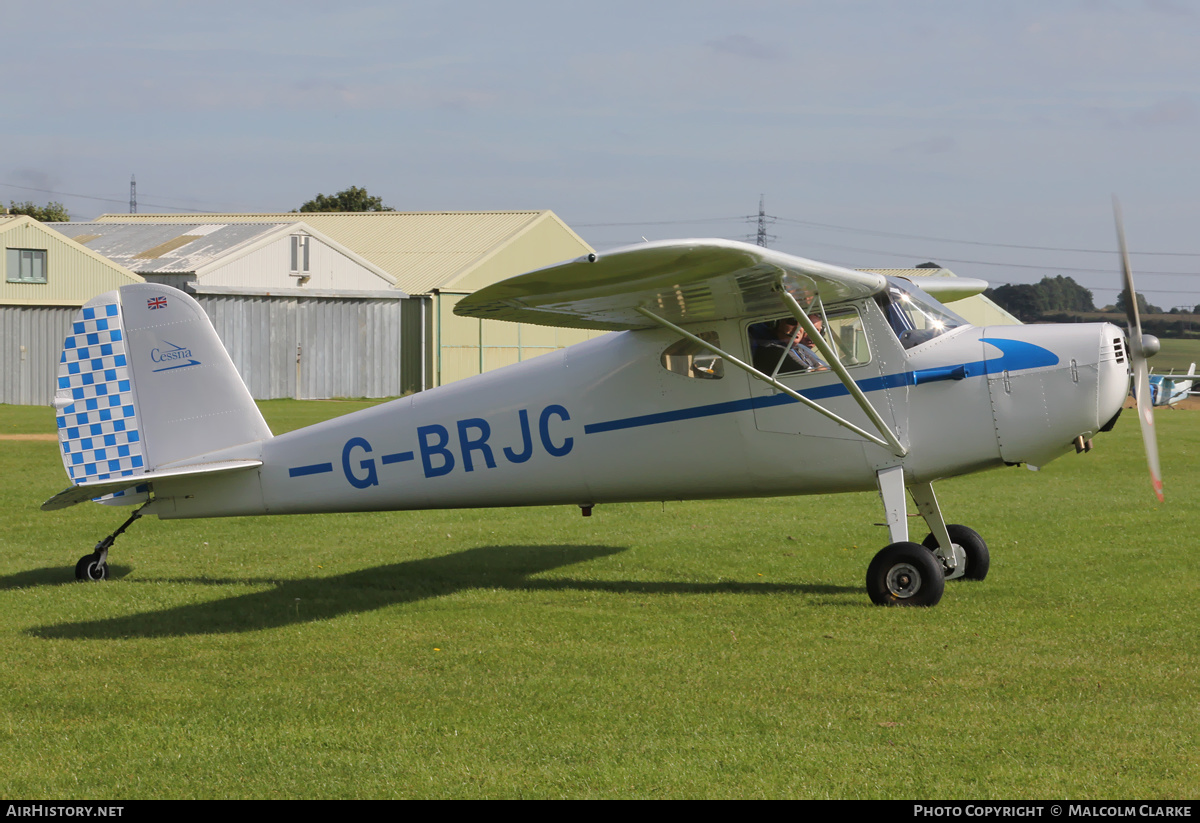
[147,296,167,310]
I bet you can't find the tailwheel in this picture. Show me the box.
[72,502,147,582]
[866,542,945,607]
[922,524,990,581]
[75,552,109,581]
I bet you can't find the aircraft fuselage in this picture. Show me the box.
[148,296,1129,520]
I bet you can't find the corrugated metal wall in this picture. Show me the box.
[2,294,418,405]
[0,306,75,405]
[196,293,409,400]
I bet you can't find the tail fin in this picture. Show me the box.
[51,284,271,507]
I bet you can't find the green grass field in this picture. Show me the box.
[1,400,1196,799]
[1153,338,1200,374]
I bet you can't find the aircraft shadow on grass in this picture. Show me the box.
[24,544,849,640]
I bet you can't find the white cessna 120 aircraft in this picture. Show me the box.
[42,210,1163,607]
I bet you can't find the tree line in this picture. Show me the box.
[7,190,1196,331]
[984,275,1097,321]
[6,201,70,221]
[5,186,395,223]
[984,275,1199,321]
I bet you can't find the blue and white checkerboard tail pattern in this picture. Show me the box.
[51,283,273,508]
[54,290,149,505]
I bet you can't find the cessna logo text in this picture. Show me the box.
[150,340,201,372]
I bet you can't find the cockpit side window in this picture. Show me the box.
[824,307,871,367]
[875,281,967,350]
[746,306,870,378]
[661,332,723,379]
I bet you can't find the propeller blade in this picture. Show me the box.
[1133,353,1164,501]
[1114,197,1163,502]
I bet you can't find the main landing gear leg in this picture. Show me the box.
[910,481,990,583]
[866,467,944,606]
[75,502,149,581]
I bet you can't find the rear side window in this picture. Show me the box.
[661,331,723,379]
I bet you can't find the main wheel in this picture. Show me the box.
[922,525,989,581]
[75,553,108,581]
[866,542,945,606]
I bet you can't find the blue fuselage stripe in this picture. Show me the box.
[289,463,334,477]
[582,338,1060,435]
[582,373,912,434]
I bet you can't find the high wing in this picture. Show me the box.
[459,238,937,458]
[455,239,891,330]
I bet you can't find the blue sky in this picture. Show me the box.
[3,1,1199,308]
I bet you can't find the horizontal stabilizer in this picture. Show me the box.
[41,459,263,512]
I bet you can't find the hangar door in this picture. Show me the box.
[197,290,409,400]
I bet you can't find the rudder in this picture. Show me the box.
[54,284,272,504]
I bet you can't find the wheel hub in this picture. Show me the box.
[886,563,922,598]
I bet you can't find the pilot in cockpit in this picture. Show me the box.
[751,316,827,375]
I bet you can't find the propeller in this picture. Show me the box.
[1114,197,1164,502]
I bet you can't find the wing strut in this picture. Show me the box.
[633,307,908,457]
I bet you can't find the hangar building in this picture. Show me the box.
[51,220,407,400]
[0,215,144,405]
[93,211,602,390]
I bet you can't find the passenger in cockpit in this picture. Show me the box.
[752,317,826,375]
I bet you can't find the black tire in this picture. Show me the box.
[75,553,108,581]
[922,525,990,581]
[866,542,945,607]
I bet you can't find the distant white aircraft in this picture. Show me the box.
[42,211,1162,607]
[1149,363,1199,407]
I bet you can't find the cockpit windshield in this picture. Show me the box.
[876,279,969,350]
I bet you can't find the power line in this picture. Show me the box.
[574,216,744,228]
[585,206,1200,295]
[582,231,1200,293]
[995,280,1200,296]
[773,215,1200,258]
[0,181,221,214]
[794,237,1197,277]
[577,210,1200,258]
[7,177,1199,275]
